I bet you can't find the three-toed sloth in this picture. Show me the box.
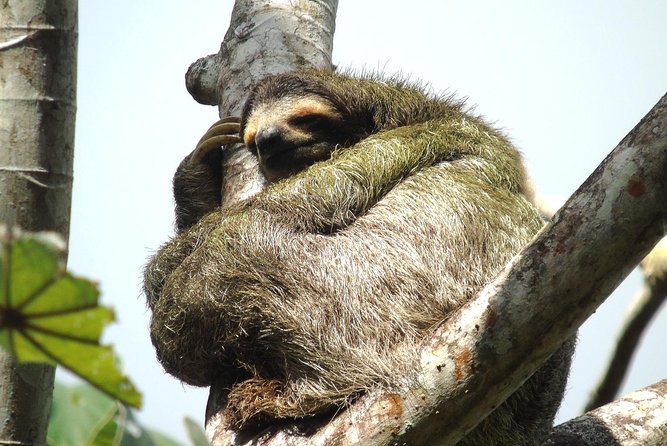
[144,70,574,445]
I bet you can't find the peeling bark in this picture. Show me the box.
[0,0,77,444]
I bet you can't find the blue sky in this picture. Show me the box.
[70,1,667,442]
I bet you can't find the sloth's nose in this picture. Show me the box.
[255,126,282,150]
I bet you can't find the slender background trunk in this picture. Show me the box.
[0,0,77,444]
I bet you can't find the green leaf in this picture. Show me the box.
[136,429,187,446]
[49,381,187,446]
[92,407,125,446]
[0,226,142,408]
[48,382,122,446]
[120,407,186,446]
[184,417,210,446]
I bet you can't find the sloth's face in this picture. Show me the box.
[242,94,355,182]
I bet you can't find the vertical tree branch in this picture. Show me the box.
[0,0,77,444]
[186,0,337,206]
[183,1,338,443]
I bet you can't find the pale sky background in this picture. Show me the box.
[68,0,667,442]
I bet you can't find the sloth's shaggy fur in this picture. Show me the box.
[144,70,574,445]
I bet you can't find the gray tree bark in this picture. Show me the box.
[202,88,667,446]
[186,0,337,206]
[209,95,667,446]
[0,0,77,444]
[183,1,338,443]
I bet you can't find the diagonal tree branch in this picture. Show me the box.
[208,92,667,445]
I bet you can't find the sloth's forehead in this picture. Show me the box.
[254,72,327,96]
[246,95,339,126]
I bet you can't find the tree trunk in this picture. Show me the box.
[0,0,77,444]
[186,0,338,207]
[183,1,338,443]
[201,90,667,446]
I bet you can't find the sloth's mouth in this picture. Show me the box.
[259,143,333,182]
[256,139,293,158]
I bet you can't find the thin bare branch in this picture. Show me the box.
[585,238,667,412]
